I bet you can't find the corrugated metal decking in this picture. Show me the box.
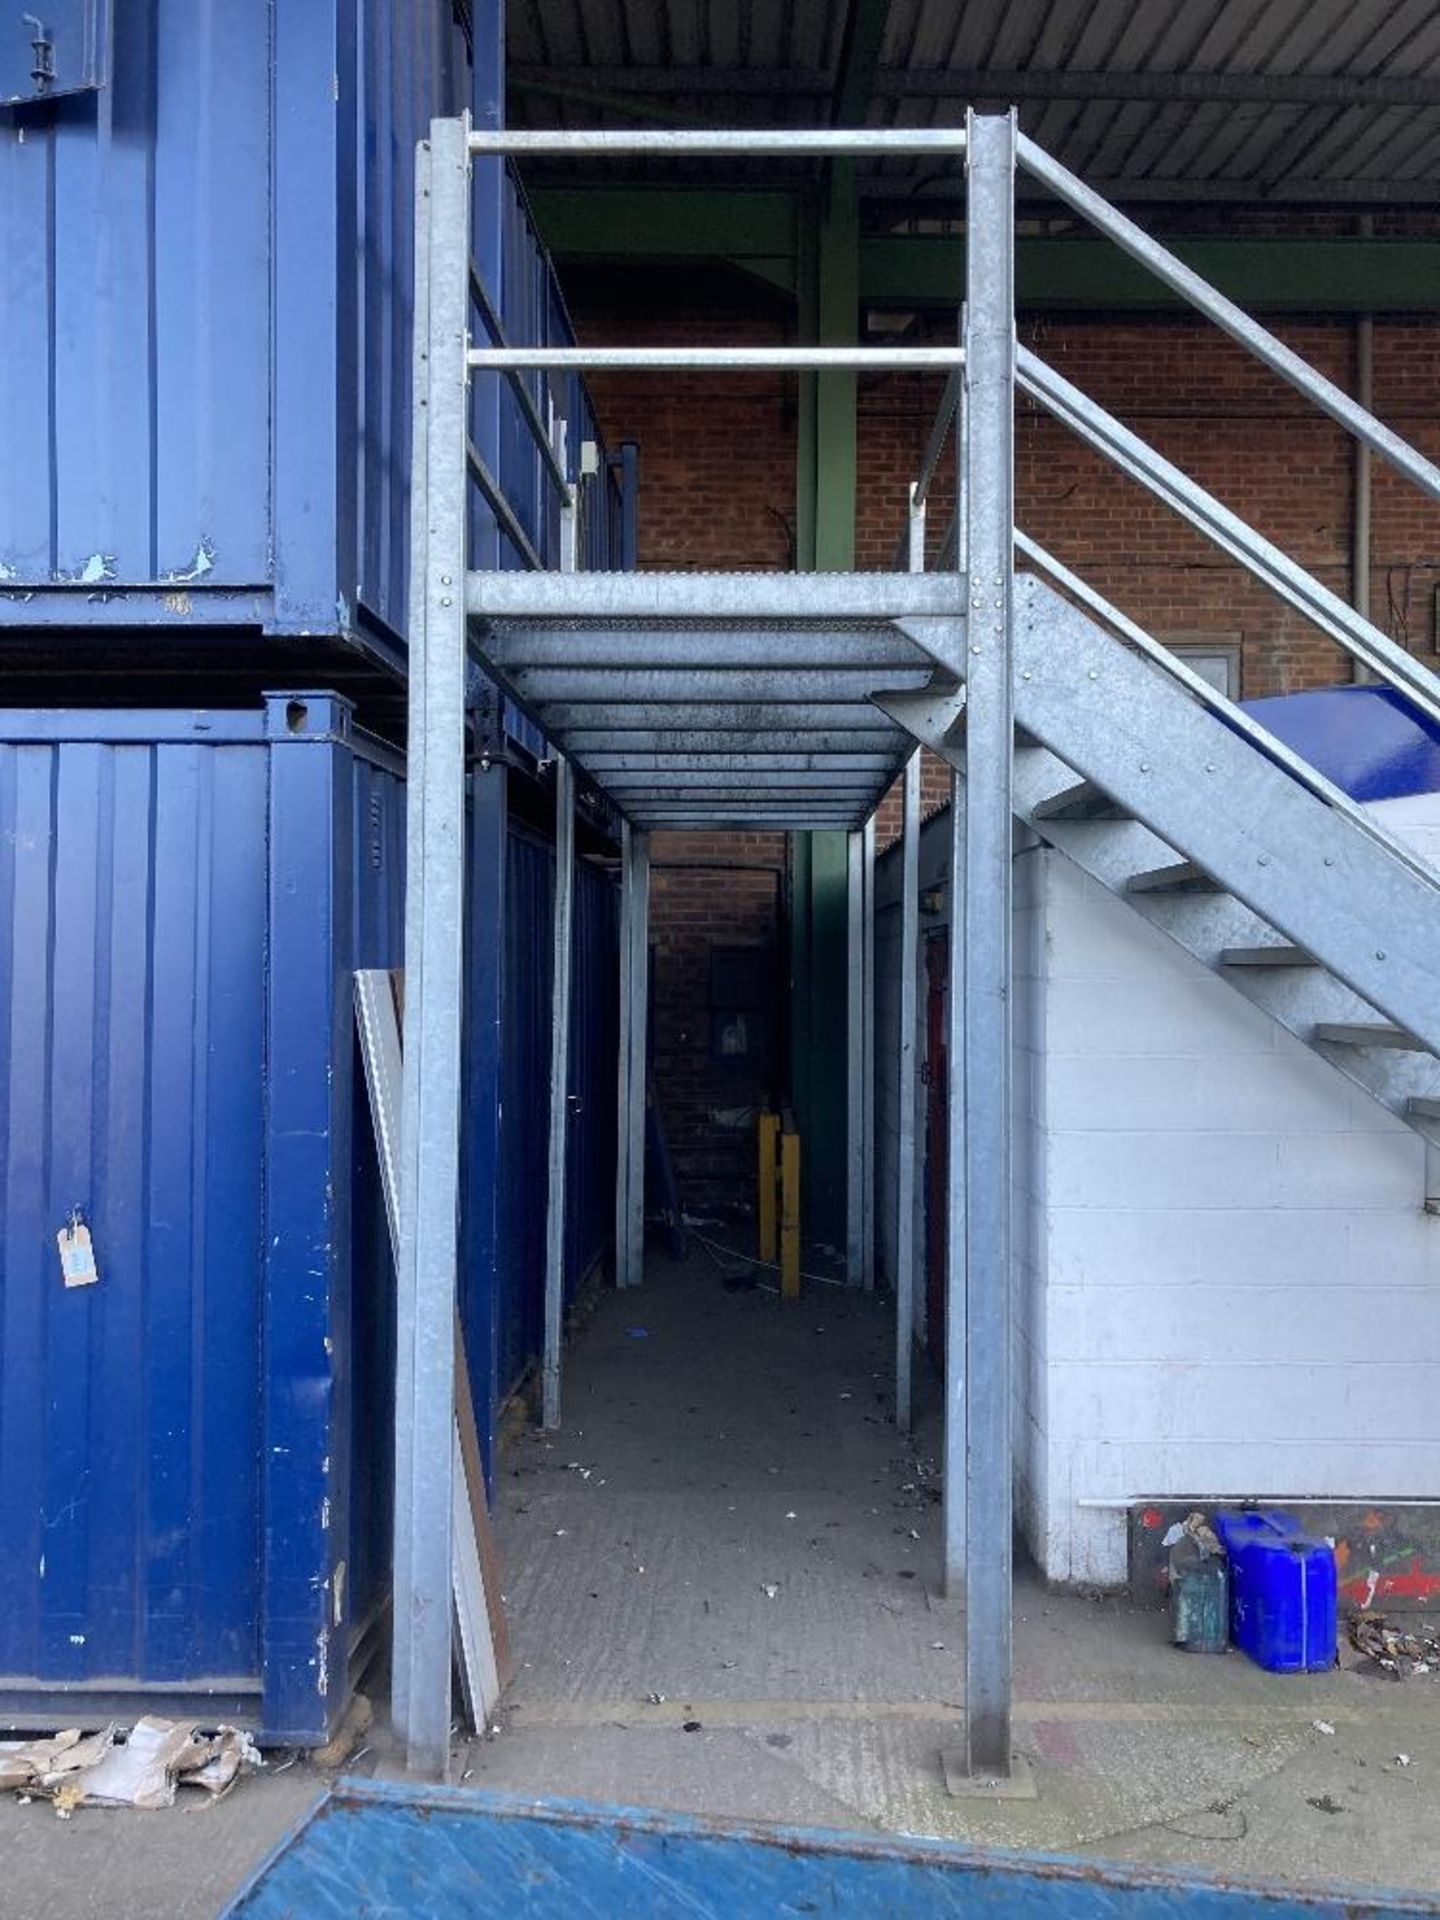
[506,0,1440,203]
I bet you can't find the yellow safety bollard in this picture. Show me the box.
[758,1111,779,1264]
[780,1125,801,1301]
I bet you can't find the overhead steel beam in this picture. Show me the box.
[470,127,967,157]
[872,174,1440,208]
[507,668,934,701]
[578,751,902,772]
[599,771,892,790]
[530,189,1440,310]
[470,344,966,372]
[539,703,919,731]
[481,628,936,671]
[561,729,906,754]
[632,814,869,828]
[510,63,1440,110]
[468,571,969,621]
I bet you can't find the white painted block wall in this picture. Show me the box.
[874,796,1440,1591]
[1034,815,1440,1587]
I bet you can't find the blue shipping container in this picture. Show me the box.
[0,695,618,1742]
[0,0,628,670]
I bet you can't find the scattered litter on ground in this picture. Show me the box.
[0,1719,262,1813]
[682,1721,703,1734]
[645,1692,666,1706]
[760,1583,780,1599]
[1348,1613,1440,1680]
[1306,1794,1345,1816]
[1311,1719,1335,1736]
[624,1327,649,1340]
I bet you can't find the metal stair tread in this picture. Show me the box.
[1219,945,1314,968]
[1314,1021,1427,1051]
[1125,859,1220,895]
[1030,780,1129,823]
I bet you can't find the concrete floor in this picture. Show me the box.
[6,1244,1438,1915]
[464,1248,1440,1903]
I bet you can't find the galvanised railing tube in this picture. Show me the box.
[1018,345,1440,732]
[1016,132,1440,506]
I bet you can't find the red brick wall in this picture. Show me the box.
[647,829,786,1217]
[577,292,1440,688]
[575,282,1440,1187]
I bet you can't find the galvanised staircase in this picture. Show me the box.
[889,134,1440,1199]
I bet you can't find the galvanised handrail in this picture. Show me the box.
[1017,344,1440,733]
[1016,132,1440,505]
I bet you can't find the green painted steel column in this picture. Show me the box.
[790,172,860,1254]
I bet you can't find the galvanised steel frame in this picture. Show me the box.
[399,101,1440,1786]
[399,108,1010,1786]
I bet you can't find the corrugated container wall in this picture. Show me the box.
[0,2,629,1745]
[0,0,626,656]
[0,698,619,1743]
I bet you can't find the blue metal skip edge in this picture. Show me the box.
[227,1782,1440,1918]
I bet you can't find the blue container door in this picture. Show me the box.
[0,727,268,1697]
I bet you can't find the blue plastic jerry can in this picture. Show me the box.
[1213,1509,1337,1673]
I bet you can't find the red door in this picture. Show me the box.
[924,931,949,1369]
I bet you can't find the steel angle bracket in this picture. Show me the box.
[870,617,970,747]
[870,680,967,750]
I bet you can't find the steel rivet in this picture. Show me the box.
[441,596,452,607]
[1376,950,1386,961]
[1088,669,1098,680]
[971,643,982,655]
[1257,854,1269,866]
[1021,670,1032,681]
[1205,762,1215,773]
[1324,857,1335,866]
[1139,762,1150,773]
[440,575,452,586]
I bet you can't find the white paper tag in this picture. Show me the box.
[57,1222,99,1289]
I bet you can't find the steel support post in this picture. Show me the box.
[395,117,471,1780]
[942,760,966,1598]
[958,109,1016,1782]
[862,814,876,1289]
[625,831,650,1287]
[895,750,921,1434]
[845,828,865,1286]
[541,755,575,1428]
[615,820,634,1286]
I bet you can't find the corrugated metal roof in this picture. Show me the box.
[506,0,1440,202]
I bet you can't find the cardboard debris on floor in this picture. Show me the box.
[0,1718,262,1812]
[1348,1613,1440,1680]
